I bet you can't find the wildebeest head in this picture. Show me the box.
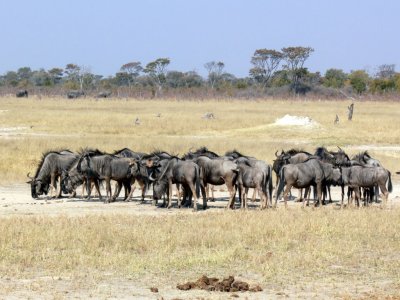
[153,178,168,200]
[27,173,49,198]
[334,146,350,166]
[61,170,74,194]
[332,167,343,185]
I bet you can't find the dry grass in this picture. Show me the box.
[1,97,400,183]
[0,209,400,290]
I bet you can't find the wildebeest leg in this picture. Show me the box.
[136,180,146,203]
[104,178,112,203]
[188,181,198,211]
[240,184,246,209]
[283,184,292,208]
[49,173,57,199]
[226,181,236,209]
[93,180,102,201]
[328,186,332,204]
[340,185,345,209]
[167,179,173,209]
[316,183,322,207]
[125,178,136,202]
[354,188,361,208]
[113,182,123,201]
[200,183,207,210]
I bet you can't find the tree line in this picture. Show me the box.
[1,46,399,99]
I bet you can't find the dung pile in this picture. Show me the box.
[177,275,263,292]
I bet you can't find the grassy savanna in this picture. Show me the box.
[0,97,400,183]
[1,210,400,297]
[1,97,400,297]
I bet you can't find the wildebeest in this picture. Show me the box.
[113,148,149,202]
[275,158,325,208]
[236,159,273,209]
[16,89,28,98]
[77,150,138,203]
[148,156,204,210]
[191,156,238,209]
[225,150,273,207]
[350,151,382,203]
[340,165,392,207]
[27,150,78,199]
[61,153,103,200]
[273,149,313,201]
[67,90,85,99]
[182,147,221,201]
[96,91,112,98]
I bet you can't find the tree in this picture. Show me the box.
[144,58,170,96]
[64,64,93,90]
[249,49,283,88]
[349,70,370,94]
[204,61,225,89]
[48,68,64,85]
[281,46,314,93]
[323,68,347,88]
[376,64,395,79]
[120,61,142,87]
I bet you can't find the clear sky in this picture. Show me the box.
[0,0,399,77]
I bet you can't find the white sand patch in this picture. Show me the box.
[273,114,319,127]
[0,126,28,133]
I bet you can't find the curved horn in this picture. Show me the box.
[27,172,34,179]
[148,172,156,181]
[275,150,279,157]
[337,146,343,151]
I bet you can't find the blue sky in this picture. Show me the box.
[0,0,398,77]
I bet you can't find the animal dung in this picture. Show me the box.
[176,275,262,292]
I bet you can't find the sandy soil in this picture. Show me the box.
[1,181,400,299]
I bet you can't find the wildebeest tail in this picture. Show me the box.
[276,167,286,200]
[388,171,393,193]
[268,165,273,201]
[195,166,201,198]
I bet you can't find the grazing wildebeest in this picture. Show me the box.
[16,89,28,98]
[27,150,78,199]
[96,91,112,98]
[340,165,392,208]
[236,160,273,209]
[191,156,239,209]
[77,151,138,203]
[67,90,85,99]
[149,156,204,210]
[275,158,325,208]
[61,154,103,200]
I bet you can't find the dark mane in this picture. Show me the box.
[193,146,219,156]
[79,148,106,156]
[225,149,247,158]
[112,148,133,155]
[314,147,328,157]
[287,148,311,156]
[142,150,175,160]
[33,150,65,178]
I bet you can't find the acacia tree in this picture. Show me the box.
[120,61,142,87]
[249,49,283,88]
[281,46,314,93]
[144,58,170,96]
[204,61,225,89]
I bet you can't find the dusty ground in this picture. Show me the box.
[1,182,400,299]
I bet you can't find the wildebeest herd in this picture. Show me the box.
[26,146,394,210]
